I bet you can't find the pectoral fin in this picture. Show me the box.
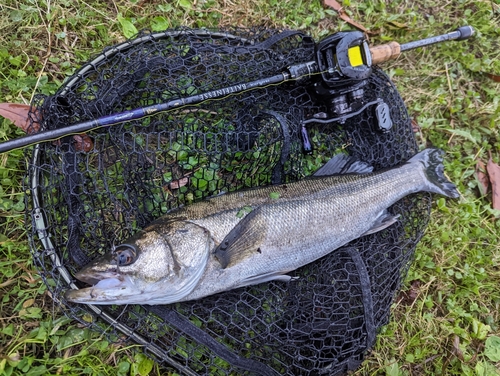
[361,210,400,236]
[214,208,267,269]
[237,271,292,288]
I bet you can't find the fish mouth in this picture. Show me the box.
[64,270,141,305]
[75,269,121,286]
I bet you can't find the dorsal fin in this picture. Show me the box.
[314,154,373,176]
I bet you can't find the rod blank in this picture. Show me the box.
[0,73,288,153]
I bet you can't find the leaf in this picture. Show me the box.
[476,160,490,196]
[452,335,464,361]
[397,279,421,305]
[8,55,22,67]
[0,103,40,133]
[269,192,280,200]
[7,352,20,366]
[474,361,499,376]
[384,359,400,376]
[1,323,14,336]
[471,318,490,340]
[117,15,138,39]
[411,118,420,133]
[178,0,192,9]
[22,298,35,308]
[133,353,154,376]
[445,128,478,144]
[151,16,169,31]
[169,177,189,189]
[25,365,48,376]
[474,362,486,376]
[485,73,500,82]
[484,335,500,362]
[486,158,500,210]
[236,206,252,218]
[387,20,408,29]
[117,361,130,375]
[158,4,173,12]
[72,134,94,153]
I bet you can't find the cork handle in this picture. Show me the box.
[370,42,401,65]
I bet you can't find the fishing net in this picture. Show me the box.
[25,27,431,375]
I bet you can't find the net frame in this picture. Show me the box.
[25,27,432,375]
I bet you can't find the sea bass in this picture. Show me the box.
[65,148,459,305]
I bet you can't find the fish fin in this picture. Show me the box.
[237,272,292,288]
[214,208,266,269]
[361,210,400,236]
[408,149,460,198]
[314,153,373,176]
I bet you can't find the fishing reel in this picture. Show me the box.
[305,25,474,125]
[313,31,372,116]
[296,31,392,153]
[294,26,474,152]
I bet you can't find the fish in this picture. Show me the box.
[65,148,459,305]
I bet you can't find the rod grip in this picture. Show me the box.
[369,42,401,65]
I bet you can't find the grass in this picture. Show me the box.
[0,0,499,375]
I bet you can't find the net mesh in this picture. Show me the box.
[25,27,431,375]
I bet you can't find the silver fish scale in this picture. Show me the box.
[173,160,421,220]
[181,160,426,301]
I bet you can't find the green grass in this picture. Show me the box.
[1,0,499,375]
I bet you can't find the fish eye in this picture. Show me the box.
[113,244,137,266]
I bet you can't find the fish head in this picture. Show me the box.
[65,220,212,305]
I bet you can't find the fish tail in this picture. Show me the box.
[409,149,460,198]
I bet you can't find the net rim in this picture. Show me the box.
[25,27,429,375]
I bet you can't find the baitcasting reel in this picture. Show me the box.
[301,26,474,142]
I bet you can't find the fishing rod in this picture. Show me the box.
[0,26,474,154]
